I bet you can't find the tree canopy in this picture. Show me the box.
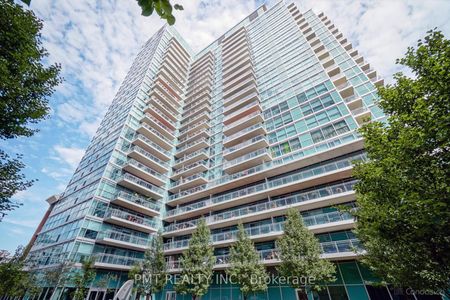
[277,209,335,292]
[354,29,450,297]
[0,0,61,219]
[175,219,215,300]
[227,224,268,300]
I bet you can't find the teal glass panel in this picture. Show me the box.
[281,286,297,300]
[357,262,380,283]
[267,287,282,300]
[327,286,348,300]
[339,261,363,284]
[346,285,369,300]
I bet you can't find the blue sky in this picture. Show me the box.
[1,0,450,253]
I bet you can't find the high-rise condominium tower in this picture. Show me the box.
[25,2,395,300]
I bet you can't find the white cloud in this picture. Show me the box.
[53,145,85,169]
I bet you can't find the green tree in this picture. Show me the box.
[0,246,40,298]
[227,224,268,300]
[175,219,215,300]
[41,262,73,297]
[0,0,61,218]
[73,258,96,300]
[277,209,335,293]
[353,29,450,297]
[129,232,167,300]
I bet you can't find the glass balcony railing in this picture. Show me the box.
[118,173,165,196]
[97,230,150,247]
[223,100,260,121]
[170,173,207,189]
[166,239,363,269]
[179,120,209,136]
[180,112,210,129]
[165,180,356,228]
[116,191,161,212]
[168,184,208,201]
[164,211,353,250]
[168,139,366,202]
[223,135,267,155]
[94,253,141,267]
[174,149,209,165]
[176,137,209,154]
[223,148,270,169]
[105,208,158,229]
[223,123,264,143]
[224,91,258,113]
[133,134,171,158]
[126,159,167,181]
[129,145,170,169]
[178,129,211,145]
[143,113,175,135]
[172,160,208,177]
[140,122,174,144]
[223,111,261,132]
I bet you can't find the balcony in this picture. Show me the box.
[336,81,354,99]
[223,101,262,126]
[178,121,210,139]
[131,134,171,162]
[180,112,210,130]
[370,76,384,86]
[166,239,363,271]
[222,62,254,85]
[177,129,211,147]
[222,50,251,74]
[330,73,347,87]
[222,37,249,61]
[164,156,361,221]
[175,138,210,158]
[343,94,363,111]
[104,208,158,233]
[93,253,141,271]
[222,68,255,94]
[117,173,164,200]
[122,159,166,187]
[173,148,209,169]
[223,148,272,174]
[128,145,169,173]
[351,107,371,124]
[96,230,150,251]
[222,111,264,136]
[143,105,176,130]
[223,135,269,160]
[222,54,252,80]
[164,211,354,252]
[224,92,259,116]
[136,122,173,151]
[112,191,161,217]
[182,103,211,120]
[223,77,256,102]
[141,114,175,141]
[325,64,340,78]
[165,180,355,225]
[166,141,366,206]
[148,96,179,118]
[171,160,208,180]
[223,123,266,147]
[169,173,208,193]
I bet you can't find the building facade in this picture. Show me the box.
[23,1,421,300]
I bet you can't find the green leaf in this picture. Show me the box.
[20,0,31,5]
[166,15,175,25]
[174,4,183,10]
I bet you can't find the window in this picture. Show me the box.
[165,292,176,300]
